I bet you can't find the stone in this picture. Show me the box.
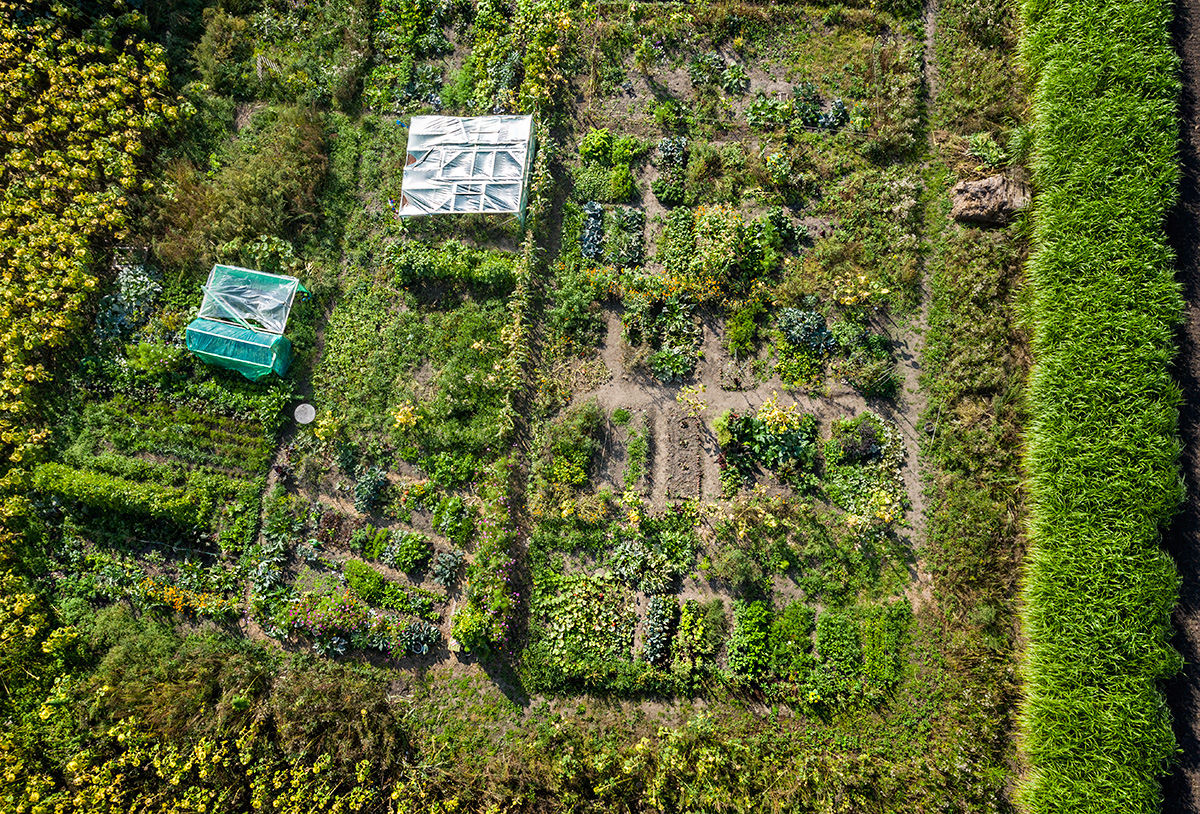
[950,174,1031,225]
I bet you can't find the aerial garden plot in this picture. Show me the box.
[5,0,1159,811]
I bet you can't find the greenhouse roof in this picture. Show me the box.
[197,264,302,335]
[397,115,535,218]
[187,265,304,381]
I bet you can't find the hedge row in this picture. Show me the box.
[1018,0,1183,810]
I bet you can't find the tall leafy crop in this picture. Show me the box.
[0,3,173,464]
[1018,0,1184,809]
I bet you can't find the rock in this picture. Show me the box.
[950,174,1031,225]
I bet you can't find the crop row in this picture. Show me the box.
[1017,0,1183,809]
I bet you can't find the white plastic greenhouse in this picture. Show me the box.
[397,115,535,219]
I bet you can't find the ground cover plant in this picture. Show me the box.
[0,0,1064,811]
[1016,0,1184,808]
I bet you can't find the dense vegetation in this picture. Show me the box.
[0,0,1075,811]
[1016,0,1184,809]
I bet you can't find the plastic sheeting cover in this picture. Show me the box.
[185,317,292,381]
[398,115,534,216]
[196,265,301,334]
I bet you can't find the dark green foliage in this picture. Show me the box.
[398,620,442,655]
[431,495,475,548]
[382,531,431,573]
[431,549,464,588]
[353,466,387,514]
[344,559,387,604]
[194,8,254,98]
[770,602,816,679]
[652,136,688,206]
[778,308,834,356]
[642,595,677,665]
[580,201,605,262]
[722,410,820,490]
[154,107,328,275]
[605,206,645,268]
[725,301,765,358]
[727,600,771,681]
[827,412,886,464]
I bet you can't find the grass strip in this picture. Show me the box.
[1018,0,1183,811]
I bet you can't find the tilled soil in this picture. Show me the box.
[1162,0,1200,808]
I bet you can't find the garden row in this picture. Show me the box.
[1017,0,1184,809]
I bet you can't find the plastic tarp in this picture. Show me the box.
[185,317,292,381]
[197,265,302,334]
[398,115,535,217]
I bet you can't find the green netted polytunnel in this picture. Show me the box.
[185,265,306,381]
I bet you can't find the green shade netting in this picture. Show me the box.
[185,317,292,381]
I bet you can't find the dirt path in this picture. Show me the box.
[1161,0,1200,806]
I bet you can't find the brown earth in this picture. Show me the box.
[1163,0,1200,807]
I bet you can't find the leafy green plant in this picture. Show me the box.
[382,530,431,573]
[431,549,465,588]
[643,596,677,665]
[580,127,614,164]
[353,466,387,514]
[727,600,771,682]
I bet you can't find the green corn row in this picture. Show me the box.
[1018,0,1184,811]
